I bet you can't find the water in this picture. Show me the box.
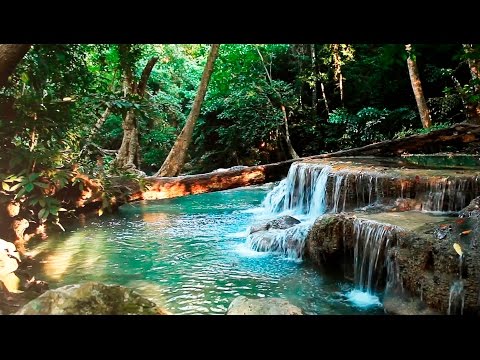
[353,219,397,294]
[263,163,331,218]
[448,280,465,315]
[26,186,382,315]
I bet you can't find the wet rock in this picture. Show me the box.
[0,280,41,314]
[226,296,303,315]
[392,198,421,212]
[383,293,439,315]
[305,211,480,315]
[15,282,170,315]
[459,196,480,218]
[249,215,300,234]
[305,214,355,266]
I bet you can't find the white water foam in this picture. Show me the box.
[345,289,382,308]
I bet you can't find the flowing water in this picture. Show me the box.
[26,185,383,315]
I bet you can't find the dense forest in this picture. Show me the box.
[0,43,479,242]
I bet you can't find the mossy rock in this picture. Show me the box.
[15,282,169,315]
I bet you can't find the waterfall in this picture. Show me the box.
[263,163,331,218]
[246,222,313,261]
[248,163,331,260]
[353,219,398,294]
[422,178,470,212]
[448,280,465,315]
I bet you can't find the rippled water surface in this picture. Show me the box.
[27,185,383,315]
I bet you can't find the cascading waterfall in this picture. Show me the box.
[421,178,471,212]
[263,163,332,217]
[246,222,313,261]
[448,280,465,315]
[353,219,398,294]
[248,163,332,261]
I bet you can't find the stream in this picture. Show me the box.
[26,184,384,315]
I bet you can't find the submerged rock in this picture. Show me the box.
[226,296,303,315]
[15,282,169,315]
[249,215,300,234]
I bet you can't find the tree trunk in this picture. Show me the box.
[255,45,299,160]
[115,51,159,170]
[116,110,139,169]
[462,44,480,124]
[320,82,330,116]
[281,105,299,158]
[0,44,31,87]
[405,44,432,129]
[155,44,220,177]
[66,123,480,212]
[332,44,344,104]
[310,44,317,115]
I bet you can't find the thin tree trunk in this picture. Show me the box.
[405,44,432,129]
[320,82,330,116]
[0,44,31,87]
[332,44,344,104]
[155,44,220,177]
[310,44,317,114]
[73,123,480,210]
[94,107,111,132]
[462,44,480,123]
[256,45,299,159]
[281,105,299,159]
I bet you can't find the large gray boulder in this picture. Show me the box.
[226,296,303,315]
[15,282,169,315]
[248,215,301,234]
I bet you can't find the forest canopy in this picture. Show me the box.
[0,43,479,230]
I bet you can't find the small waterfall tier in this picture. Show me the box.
[265,159,480,214]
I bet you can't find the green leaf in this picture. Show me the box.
[34,182,49,189]
[38,208,48,220]
[14,188,26,200]
[39,198,46,207]
[25,183,34,193]
[28,173,40,181]
[2,182,10,191]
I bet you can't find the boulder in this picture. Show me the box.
[459,196,480,218]
[249,215,300,234]
[15,282,170,315]
[226,296,303,315]
[0,239,21,292]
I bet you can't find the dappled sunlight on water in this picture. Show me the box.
[27,186,384,315]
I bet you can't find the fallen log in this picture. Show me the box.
[67,122,480,210]
[126,122,480,201]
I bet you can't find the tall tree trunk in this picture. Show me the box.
[256,45,299,159]
[462,44,480,124]
[0,44,31,87]
[116,110,139,169]
[405,44,432,129]
[310,44,317,115]
[155,44,220,177]
[115,50,158,170]
[281,105,299,159]
[332,44,344,104]
[320,82,330,116]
